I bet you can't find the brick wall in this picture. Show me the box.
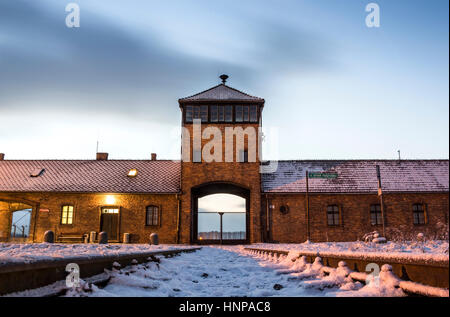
[180,123,262,243]
[0,192,179,243]
[265,192,449,243]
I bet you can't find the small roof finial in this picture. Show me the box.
[220,74,229,84]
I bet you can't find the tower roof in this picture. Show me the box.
[179,77,264,104]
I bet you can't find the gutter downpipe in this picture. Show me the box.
[176,193,181,244]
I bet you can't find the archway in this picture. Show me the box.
[0,200,34,242]
[191,182,250,244]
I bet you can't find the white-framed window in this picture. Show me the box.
[61,205,74,225]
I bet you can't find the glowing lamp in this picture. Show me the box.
[105,195,116,205]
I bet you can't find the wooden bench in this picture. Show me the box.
[56,234,86,243]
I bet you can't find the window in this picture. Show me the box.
[146,206,159,226]
[218,106,225,122]
[370,204,382,225]
[193,106,201,120]
[413,204,426,225]
[243,106,249,122]
[61,205,74,225]
[185,106,193,123]
[127,168,138,177]
[250,106,258,122]
[327,205,340,226]
[225,105,233,122]
[200,105,208,122]
[235,106,243,122]
[210,105,218,122]
[236,106,250,122]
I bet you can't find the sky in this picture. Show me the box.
[0,0,448,160]
[198,194,246,233]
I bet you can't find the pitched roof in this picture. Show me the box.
[0,160,181,193]
[179,84,264,103]
[262,160,449,193]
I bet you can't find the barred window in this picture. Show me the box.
[61,205,74,225]
[413,204,426,225]
[327,205,340,226]
[370,204,382,225]
[146,206,159,226]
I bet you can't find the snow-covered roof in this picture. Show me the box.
[179,84,264,103]
[262,160,449,193]
[0,160,181,193]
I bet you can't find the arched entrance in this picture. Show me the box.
[191,182,250,244]
[0,199,34,242]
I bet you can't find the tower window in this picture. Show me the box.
[250,106,258,122]
[61,205,74,225]
[200,105,208,122]
[225,106,233,122]
[243,106,249,121]
[210,105,218,122]
[235,105,243,122]
[370,204,382,225]
[327,205,340,226]
[193,106,201,120]
[218,106,225,122]
[185,106,193,123]
[413,204,426,225]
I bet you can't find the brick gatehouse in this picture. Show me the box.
[0,77,448,244]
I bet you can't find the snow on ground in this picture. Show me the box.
[249,240,449,262]
[55,246,404,297]
[0,243,193,265]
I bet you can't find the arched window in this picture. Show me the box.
[327,205,340,226]
[146,206,159,226]
[413,204,426,225]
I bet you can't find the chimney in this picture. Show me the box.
[0,153,4,161]
[96,152,109,161]
[151,153,157,161]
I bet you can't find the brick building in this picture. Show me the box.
[0,78,448,244]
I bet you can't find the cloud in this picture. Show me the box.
[0,0,335,122]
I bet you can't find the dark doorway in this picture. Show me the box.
[192,182,250,244]
[100,207,119,241]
